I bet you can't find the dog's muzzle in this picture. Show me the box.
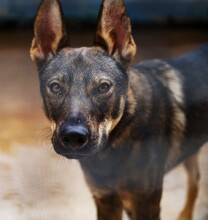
[52,119,107,159]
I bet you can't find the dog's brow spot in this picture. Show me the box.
[64,47,92,56]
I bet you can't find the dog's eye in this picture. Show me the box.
[49,82,62,94]
[98,82,111,94]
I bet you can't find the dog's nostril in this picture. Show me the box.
[60,126,89,149]
[62,136,71,146]
[76,135,87,146]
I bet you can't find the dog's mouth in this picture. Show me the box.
[54,148,98,160]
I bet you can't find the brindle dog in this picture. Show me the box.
[30,0,208,219]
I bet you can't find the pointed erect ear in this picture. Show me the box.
[30,0,69,64]
[94,0,136,66]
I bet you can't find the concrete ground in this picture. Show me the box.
[0,27,208,220]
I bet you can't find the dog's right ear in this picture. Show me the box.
[30,0,69,64]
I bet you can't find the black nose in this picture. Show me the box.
[60,125,89,149]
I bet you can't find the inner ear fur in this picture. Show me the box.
[30,0,69,64]
[94,0,136,66]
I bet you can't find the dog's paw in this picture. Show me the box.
[176,212,192,220]
[177,217,191,220]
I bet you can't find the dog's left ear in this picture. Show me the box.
[30,0,69,64]
[94,0,136,66]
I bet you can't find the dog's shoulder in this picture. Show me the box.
[133,44,208,74]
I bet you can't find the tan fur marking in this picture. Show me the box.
[30,39,45,62]
[122,198,132,212]
[120,191,133,214]
[178,154,200,220]
[50,122,56,132]
[128,69,153,120]
[98,121,112,145]
[168,72,185,141]
[110,116,122,133]
[49,5,65,54]
[159,64,186,170]
[110,96,126,132]
[127,86,137,116]
[98,95,126,144]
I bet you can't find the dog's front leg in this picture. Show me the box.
[177,153,200,220]
[94,194,123,220]
[124,189,162,220]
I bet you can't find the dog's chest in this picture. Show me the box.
[80,142,160,191]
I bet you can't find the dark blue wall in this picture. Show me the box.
[0,0,208,25]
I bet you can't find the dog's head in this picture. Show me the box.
[31,0,136,159]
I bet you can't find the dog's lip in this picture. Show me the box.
[62,152,90,160]
[53,143,101,160]
[56,150,98,160]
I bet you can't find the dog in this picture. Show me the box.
[30,0,208,219]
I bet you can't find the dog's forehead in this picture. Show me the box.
[65,47,97,56]
[62,46,95,56]
[42,46,125,81]
[59,47,111,65]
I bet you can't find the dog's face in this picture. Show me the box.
[31,0,136,159]
[38,47,128,158]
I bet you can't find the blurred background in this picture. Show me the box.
[0,0,208,219]
[0,0,208,26]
